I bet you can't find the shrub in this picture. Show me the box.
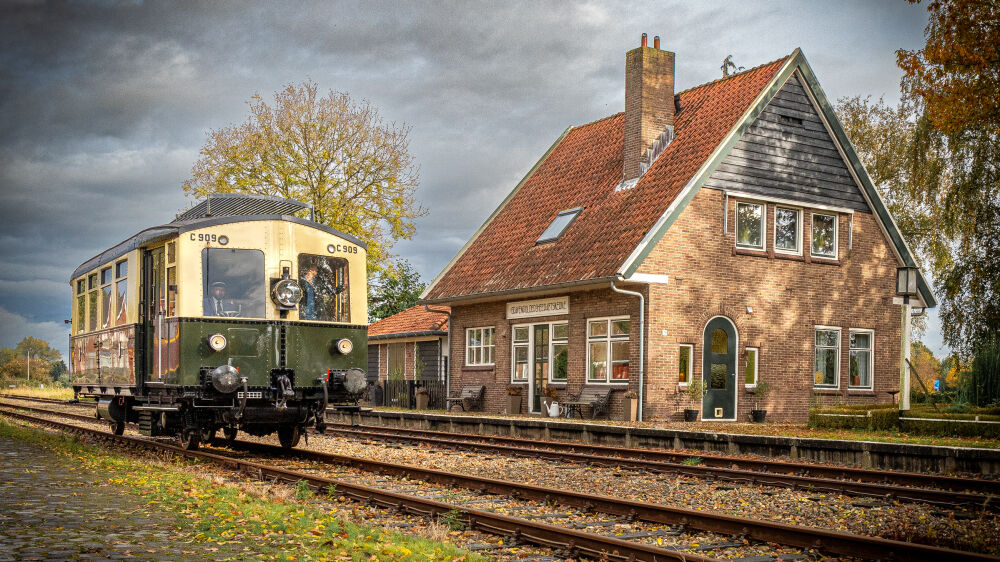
[959,336,1000,407]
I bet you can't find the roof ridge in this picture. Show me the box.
[572,111,624,129]
[675,54,790,97]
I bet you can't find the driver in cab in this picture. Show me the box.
[203,281,240,317]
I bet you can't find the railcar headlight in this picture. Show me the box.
[210,364,241,394]
[334,338,353,355]
[344,368,367,395]
[272,279,303,307]
[208,333,227,352]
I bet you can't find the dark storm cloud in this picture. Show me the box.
[0,0,940,357]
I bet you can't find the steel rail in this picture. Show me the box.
[0,408,710,562]
[5,404,1000,561]
[325,421,1000,495]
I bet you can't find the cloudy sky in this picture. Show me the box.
[0,0,944,360]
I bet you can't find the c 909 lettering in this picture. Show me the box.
[190,233,220,242]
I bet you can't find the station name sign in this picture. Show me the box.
[506,296,569,320]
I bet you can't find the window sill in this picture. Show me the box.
[734,247,767,257]
[588,381,630,385]
[774,252,805,262]
[463,365,495,371]
[848,388,875,395]
[812,388,841,395]
[810,255,840,266]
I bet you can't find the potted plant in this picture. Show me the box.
[415,384,430,410]
[623,390,639,422]
[507,385,523,414]
[682,380,705,422]
[750,381,772,422]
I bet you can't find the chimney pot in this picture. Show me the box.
[654,35,660,49]
[641,33,647,47]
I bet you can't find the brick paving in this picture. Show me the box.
[0,436,245,561]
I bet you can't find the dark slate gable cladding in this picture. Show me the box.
[703,74,870,213]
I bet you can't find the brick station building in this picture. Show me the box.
[420,38,934,422]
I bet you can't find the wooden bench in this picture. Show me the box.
[445,385,486,412]
[564,386,613,419]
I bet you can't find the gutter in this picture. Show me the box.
[611,277,645,422]
[421,276,619,306]
[368,330,448,342]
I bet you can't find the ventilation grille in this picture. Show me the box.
[173,194,311,222]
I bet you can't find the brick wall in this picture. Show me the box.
[638,188,902,421]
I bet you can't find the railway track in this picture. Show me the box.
[3,402,999,561]
[321,422,1000,509]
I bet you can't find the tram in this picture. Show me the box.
[69,194,368,449]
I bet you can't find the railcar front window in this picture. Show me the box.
[298,254,350,322]
[202,248,265,318]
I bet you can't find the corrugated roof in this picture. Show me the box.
[424,57,788,301]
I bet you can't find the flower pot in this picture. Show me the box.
[623,398,638,422]
[507,395,522,415]
[683,409,699,422]
[415,392,429,410]
[750,409,767,423]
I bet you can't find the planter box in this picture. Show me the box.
[623,398,638,422]
[507,395,522,415]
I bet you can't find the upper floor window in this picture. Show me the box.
[736,202,765,250]
[811,213,838,258]
[587,317,630,383]
[814,327,841,388]
[537,208,582,244]
[774,207,801,254]
[466,327,495,366]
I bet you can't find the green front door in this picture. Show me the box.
[702,317,737,420]
[531,324,549,413]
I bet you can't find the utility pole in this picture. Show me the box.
[26,349,30,383]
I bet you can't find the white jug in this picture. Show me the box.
[545,401,563,418]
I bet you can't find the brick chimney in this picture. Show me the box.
[623,33,675,181]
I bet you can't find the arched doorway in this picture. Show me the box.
[702,316,737,420]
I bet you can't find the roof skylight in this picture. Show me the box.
[537,208,582,244]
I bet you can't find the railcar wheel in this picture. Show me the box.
[223,427,238,442]
[179,429,200,451]
[277,425,301,449]
[200,426,216,443]
[111,421,125,436]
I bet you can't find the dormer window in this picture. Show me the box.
[537,208,582,244]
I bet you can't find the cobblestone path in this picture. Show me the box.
[0,436,247,561]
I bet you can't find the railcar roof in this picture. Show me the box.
[71,214,367,281]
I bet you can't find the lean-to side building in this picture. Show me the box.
[421,39,935,422]
[367,305,450,383]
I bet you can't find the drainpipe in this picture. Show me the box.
[424,305,452,393]
[611,277,645,422]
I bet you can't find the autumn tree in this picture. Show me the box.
[183,81,425,274]
[897,0,1000,354]
[15,336,61,363]
[909,341,941,393]
[368,259,426,322]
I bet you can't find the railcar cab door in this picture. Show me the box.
[141,246,166,384]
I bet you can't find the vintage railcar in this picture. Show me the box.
[69,194,368,449]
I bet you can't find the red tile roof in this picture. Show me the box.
[368,305,450,339]
[424,56,788,302]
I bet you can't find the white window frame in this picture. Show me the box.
[813,325,841,389]
[848,328,874,390]
[744,346,759,387]
[735,201,766,251]
[678,344,694,386]
[465,326,495,366]
[773,206,802,255]
[810,212,839,259]
[510,321,568,384]
[586,316,631,384]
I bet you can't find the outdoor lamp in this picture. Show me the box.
[896,266,919,305]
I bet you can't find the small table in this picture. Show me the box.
[887,390,900,404]
[563,402,587,419]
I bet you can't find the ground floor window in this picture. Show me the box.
[678,344,693,384]
[745,347,759,386]
[587,317,630,383]
[849,329,873,389]
[510,322,568,383]
[814,327,841,388]
[466,326,495,366]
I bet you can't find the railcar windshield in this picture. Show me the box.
[298,254,350,322]
[202,248,265,318]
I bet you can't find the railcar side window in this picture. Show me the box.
[202,249,265,319]
[115,260,127,325]
[87,273,98,331]
[100,267,112,329]
[298,254,350,322]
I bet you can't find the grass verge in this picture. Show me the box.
[3,385,75,400]
[0,417,481,561]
